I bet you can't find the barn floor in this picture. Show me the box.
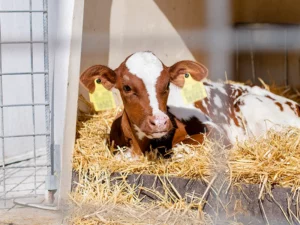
[0,207,64,225]
[0,152,47,210]
[0,152,65,225]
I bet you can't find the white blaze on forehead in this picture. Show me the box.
[123,75,130,81]
[126,52,163,114]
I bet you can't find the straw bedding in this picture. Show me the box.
[228,81,300,192]
[228,127,300,192]
[73,98,215,179]
[70,84,300,224]
[69,97,215,224]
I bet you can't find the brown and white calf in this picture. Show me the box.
[168,80,300,145]
[80,51,300,158]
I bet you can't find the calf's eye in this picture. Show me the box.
[123,85,132,93]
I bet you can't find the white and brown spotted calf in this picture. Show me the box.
[168,81,300,145]
[80,51,300,158]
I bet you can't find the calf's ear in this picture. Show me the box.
[80,65,117,93]
[168,61,208,87]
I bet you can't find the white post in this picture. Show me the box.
[206,0,232,80]
[49,0,84,207]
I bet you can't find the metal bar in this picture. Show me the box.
[50,38,56,179]
[1,189,42,197]
[1,165,50,169]
[0,155,47,170]
[2,187,44,194]
[29,0,37,196]
[0,10,47,13]
[0,133,50,138]
[0,194,40,201]
[0,41,47,44]
[1,188,42,194]
[235,22,300,29]
[43,0,52,177]
[249,30,256,83]
[299,58,300,82]
[43,0,56,203]
[0,15,6,208]
[284,29,289,86]
[4,182,44,186]
[1,174,47,180]
[0,103,49,108]
[0,71,48,76]
[235,29,239,81]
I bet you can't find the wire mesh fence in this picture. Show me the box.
[0,0,52,210]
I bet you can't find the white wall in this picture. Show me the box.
[80,0,232,104]
[108,0,196,68]
[81,0,209,71]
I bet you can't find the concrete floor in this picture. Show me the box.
[0,152,47,210]
[0,152,65,225]
[0,207,64,225]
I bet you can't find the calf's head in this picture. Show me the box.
[80,51,208,140]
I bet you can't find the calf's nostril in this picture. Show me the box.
[149,119,156,126]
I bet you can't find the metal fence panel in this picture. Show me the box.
[0,0,53,209]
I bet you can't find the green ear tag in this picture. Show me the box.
[180,73,207,105]
[89,79,116,111]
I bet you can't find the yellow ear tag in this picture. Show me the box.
[89,79,116,111]
[180,73,207,105]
